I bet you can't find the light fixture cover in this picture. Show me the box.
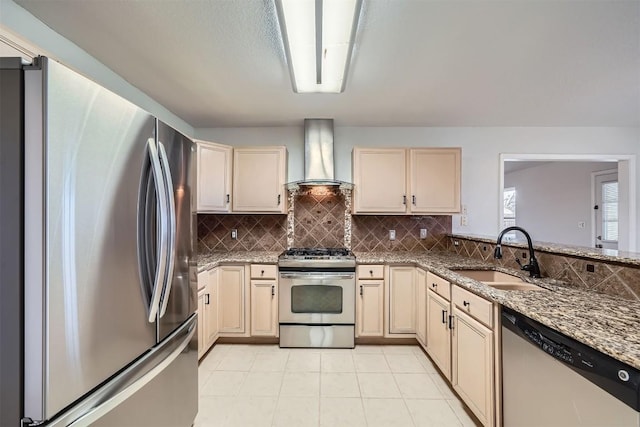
[276,0,362,93]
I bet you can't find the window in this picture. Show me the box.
[503,187,516,228]
[601,181,618,242]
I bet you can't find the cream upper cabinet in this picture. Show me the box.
[233,146,287,213]
[387,266,416,335]
[352,148,407,213]
[426,285,451,379]
[196,141,232,212]
[415,268,427,347]
[352,146,461,214]
[408,148,461,213]
[217,265,248,335]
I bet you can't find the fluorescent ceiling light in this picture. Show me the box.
[276,0,363,93]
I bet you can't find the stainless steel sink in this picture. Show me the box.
[452,269,524,283]
[485,282,544,291]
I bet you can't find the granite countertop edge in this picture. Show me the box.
[195,250,640,370]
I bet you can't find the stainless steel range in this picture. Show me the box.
[278,248,356,348]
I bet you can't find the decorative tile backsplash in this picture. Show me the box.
[293,187,346,248]
[352,216,451,252]
[448,237,640,301]
[197,214,287,252]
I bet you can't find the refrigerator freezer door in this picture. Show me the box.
[24,58,158,421]
[156,121,195,342]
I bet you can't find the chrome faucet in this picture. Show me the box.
[494,226,541,278]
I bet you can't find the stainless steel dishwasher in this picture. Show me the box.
[501,307,640,427]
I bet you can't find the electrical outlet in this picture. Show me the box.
[460,216,468,226]
[420,229,427,239]
[453,240,460,246]
[231,229,238,240]
[389,230,396,241]
[462,204,468,215]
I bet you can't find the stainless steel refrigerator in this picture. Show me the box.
[0,56,198,427]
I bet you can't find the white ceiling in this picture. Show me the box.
[13,0,640,128]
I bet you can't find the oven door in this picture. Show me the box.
[279,271,355,325]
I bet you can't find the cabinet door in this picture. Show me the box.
[356,280,384,337]
[353,147,407,213]
[218,266,246,334]
[250,280,278,336]
[196,142,232,212]
[452,307,494,427]
[205,269,219,346]
[426,290,451,379]
[415,268,427,346]
[197,288,206,360]
[388,267,416,334]
[409,148,461,214]
[233,147,286,213]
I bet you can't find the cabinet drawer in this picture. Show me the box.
[357,265,384,279]
[427,272,451,301]
[250,264,277,279]
[452,285,493,328]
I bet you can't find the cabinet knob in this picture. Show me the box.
[277,194,281,205]
[271,285,275,297]
[448,314,454,330]
[360,285,363,296]
[441,309,447,324]
[369,270,373,276]
[431,283,438,289]
[463,300,470,307]
[412,195,416,205]
[403,195,407,205]
[226,194,230,203]
[205,293,210,305]
[261,270,265,276]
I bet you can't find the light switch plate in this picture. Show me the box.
[420,229,427,239]
[389,230,396,240]
[231,229,238,239]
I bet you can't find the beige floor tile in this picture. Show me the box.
[285,351,321,372]
[199,370,213,391]
[216,351,257,371]
[405,399,463,427]
[200,371,247,397]
[431,372,457,399]
[382,345,418,354]
[357,373,401,398]
[385,354,427,373]
[272,397,320,427]
[280,372,320,397]
[238,372,284,397]
[320,372,361,397]
[321,352,355,372]
[226,396,277,427]
[251,352,289,372]
[353,354,390,372]
[353,344,384,354]
[199,345,229,371]
[394,373,444,399]
[255,344,284,353]
[447,399,481,427]
[362,398,414,427]
[414,351,439,374]
[194,396,235,427]
[320,397,366,427]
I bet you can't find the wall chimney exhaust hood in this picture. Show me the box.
[286,119,353,190]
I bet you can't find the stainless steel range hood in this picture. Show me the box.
[286,119,353,190]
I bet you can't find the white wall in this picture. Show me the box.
[196,126,640,248]
[0,0,193,136]
[504,162,616,247]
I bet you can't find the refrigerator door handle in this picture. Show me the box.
[41,315,197,427]
[157,141,176,318]
[146,137,169,322]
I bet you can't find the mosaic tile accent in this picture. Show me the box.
[352,216,452,252]
[293,186,346,248]
[341,185,353,249]
[197,214,287,252]
[448,236,640,301]
[286,187,299,249]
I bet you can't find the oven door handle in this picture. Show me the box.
[279,273,355,280]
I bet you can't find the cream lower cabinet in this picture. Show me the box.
[451,285,496,427]
[356,265,385,337]
[195,141,232,213]
[232,146,287,213]
[426,287,451,379]
[415,268,427,347]
[249,264,278,337]
[387,266,416,335]
[197,268,219,359]
[218,265,248,336]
